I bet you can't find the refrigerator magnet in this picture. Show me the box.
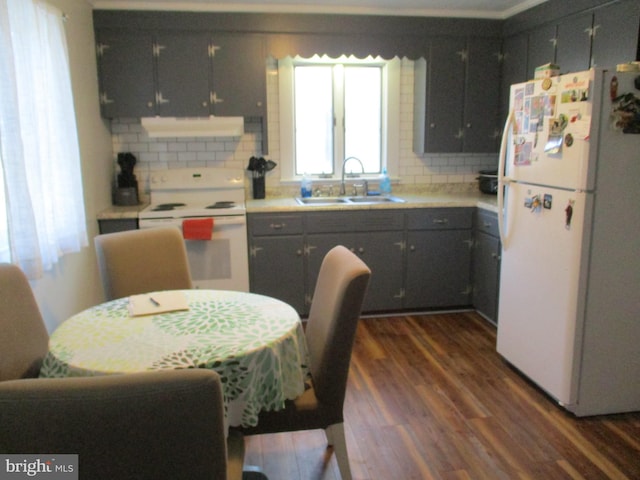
[565,200,574,229]
[543,194,553,209]
[530,195,542,212]
[565,133,574,147]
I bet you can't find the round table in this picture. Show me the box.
[39,289,310,429]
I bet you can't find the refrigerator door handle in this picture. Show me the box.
[498,109,515,249]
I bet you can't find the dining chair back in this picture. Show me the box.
[0,262,246,480]
[0,263,49,382]
[0,369,234,480]
[238,245,371,480]
[94,226,192,300]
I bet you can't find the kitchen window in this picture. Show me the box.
[0,0,87,279]
[278,55,400,182]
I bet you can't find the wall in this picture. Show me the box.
[110,57,497,197]
[31,0,114,331]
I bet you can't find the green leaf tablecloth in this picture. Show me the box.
[39,289,310,428]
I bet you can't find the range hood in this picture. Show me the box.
[141,116,244,138]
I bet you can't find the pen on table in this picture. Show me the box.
[149,296,161,307]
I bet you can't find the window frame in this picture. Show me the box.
[278,55,400,184]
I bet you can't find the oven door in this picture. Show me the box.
[138,215,249,292]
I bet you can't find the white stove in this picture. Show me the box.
[139,168,246,220]
[138,168,249,292]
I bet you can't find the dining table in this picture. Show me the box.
[39,289,310,430]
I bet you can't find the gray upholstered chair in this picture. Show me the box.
[0,263,244,480]
[237,245,371,480]
[94,226,192,300]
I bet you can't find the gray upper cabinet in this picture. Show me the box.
[464,37,502,152]
[414,37,466,153]
[414,36,501,154]
[96,30,267,119]
[500,0,640,126]
[210,34,267,118]
[590,0,640,69]
[555,12,593,74]
[500,33,528,123]
[526,24,557,75]
[155,32,211,117]
[96,31,155,118]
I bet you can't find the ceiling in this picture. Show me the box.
[89,0,548,19]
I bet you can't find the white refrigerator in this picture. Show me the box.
[496,68,640,416]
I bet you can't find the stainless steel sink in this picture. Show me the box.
[295,196,404,206]
[295,197,349,205]
[347,196,405,203]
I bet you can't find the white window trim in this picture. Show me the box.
[278,55,400,183]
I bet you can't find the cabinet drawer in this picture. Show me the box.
[249,214,304,236]
[306,210,405,233]
[475,210,499,237]
[407,208,472,230]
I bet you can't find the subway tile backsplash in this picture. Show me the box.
[109,58,497,199]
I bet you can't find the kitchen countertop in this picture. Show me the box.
[246,192,498,214]
[97,203,148,220]
[97,192,499,219]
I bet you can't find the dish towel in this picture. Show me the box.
[182,218,214,240]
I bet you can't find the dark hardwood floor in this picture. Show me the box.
[244,312,640,479]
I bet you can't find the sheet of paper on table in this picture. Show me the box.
[128,291,189,316]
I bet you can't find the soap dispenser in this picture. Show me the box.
[379,168,391,195]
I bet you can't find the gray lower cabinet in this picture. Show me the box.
[305,210,405,313]
[472,209,501,324]
[98,218,138,234]
[404,208,474,309]
[248,207,488,315]
[247,213,306,314]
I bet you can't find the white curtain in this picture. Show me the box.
[0,0,87,279]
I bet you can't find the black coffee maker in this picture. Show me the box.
[113,152,139,206]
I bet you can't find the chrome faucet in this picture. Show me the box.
[340,156,365,196]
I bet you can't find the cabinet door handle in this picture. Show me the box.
[269,223,285,230]
[409,245,416,251]
[394,241,406,252]
[153,44,166,57]
[432,218,448,225]
[96,43,110,57]
[210,92,224,104]
[100,92,114,105]
[156,92,169,104]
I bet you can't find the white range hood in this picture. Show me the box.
[141,116,244,138]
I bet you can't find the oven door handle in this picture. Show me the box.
[204,216,246,226]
